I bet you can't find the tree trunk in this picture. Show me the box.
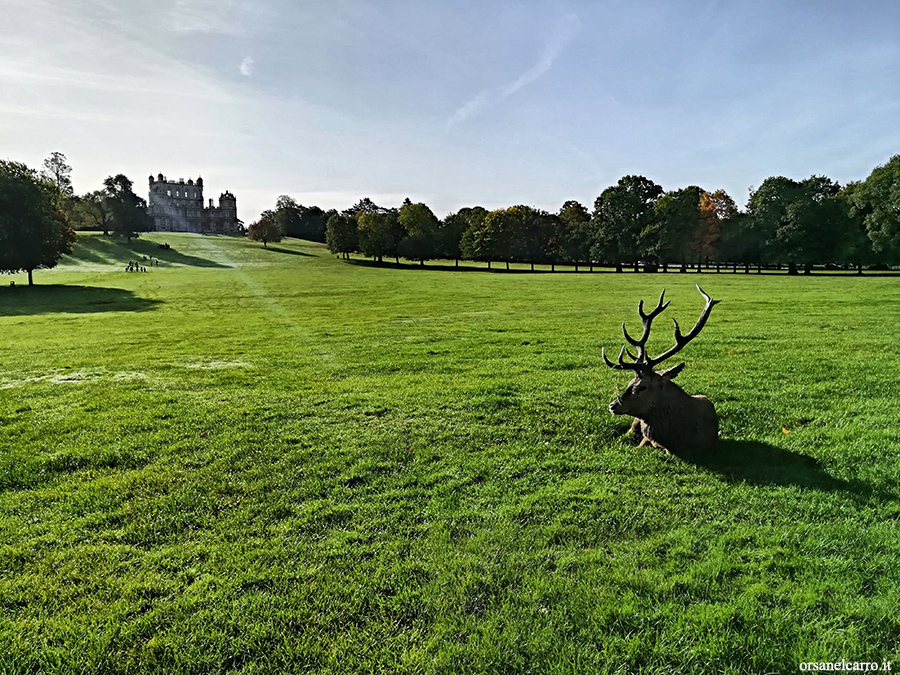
[419,259,424,266]
[28,269,33,286]
[531,262,534,271]
[505,261,509,270]
[551,263,555,272]
[487,260,491,270]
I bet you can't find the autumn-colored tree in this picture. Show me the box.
[696,190,738,260]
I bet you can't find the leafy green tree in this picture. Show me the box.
[70,190,108,233]
[41,152,74,200]
[102,174,151,240]
[847,155,900,263]
[0,160,76,285]
[448,207,488,262]
[461,206,553,267]
[397,201,440,264]
[273,195,328,242]
[837,182,877,271]
[746,175,849,270]
[326,213,358,259]
[555,200,593,265]
[343,197,387,218]
[647,186,702,267]
[460,208,511,263]
[358,211,401,262]
[248,210,283,248]
[775,177,843,270]
[591,175,663,267]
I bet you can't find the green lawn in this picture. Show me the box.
[1,233,898,674]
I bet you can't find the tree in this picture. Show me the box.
[0,160,76,285]
[247,210,283,248]
[696,190,738,261]
[555,200,593,265]
[357,211,401,262]
[41,152,74,199]
[397,201,440,264]
[591,175,663,268]
[447,207,487,262]
[647,186,702,268]
[325,213,358,258]
[746,175,848,270]
[273,195,328,242]
[461,205,553,267]
[70,190,108,233]
[102,174,151,239]
[343,197,388,218]
[848,155,900,263]
[837,182,877,271]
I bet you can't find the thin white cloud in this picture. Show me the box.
[239,56,254,76]
[447,13,582,128]
[445,90,492,127]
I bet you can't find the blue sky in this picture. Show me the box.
[3,0,900,224]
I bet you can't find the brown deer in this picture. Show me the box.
[603,285,721,456]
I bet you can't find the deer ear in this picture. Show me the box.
[660,362,685,380]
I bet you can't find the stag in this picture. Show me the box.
[603,285,721,456]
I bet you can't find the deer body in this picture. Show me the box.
[611,370,718,455]
[603,286,721,457]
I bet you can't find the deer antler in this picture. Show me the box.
[602,285,721,373]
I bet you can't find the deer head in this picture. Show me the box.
[604,285,721,420]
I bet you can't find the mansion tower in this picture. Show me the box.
[148,174,241,234]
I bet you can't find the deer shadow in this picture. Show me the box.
[680,440,875,500]
[0,285,161,315]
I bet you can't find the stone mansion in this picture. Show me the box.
[147,173,241,234]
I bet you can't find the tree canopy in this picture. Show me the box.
[0,160,77,285]
[248,210,283,248]
[102,174,152,240]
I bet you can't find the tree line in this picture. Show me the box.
[6,152,900,284]
[254,155,900,274]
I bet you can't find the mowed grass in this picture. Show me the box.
[1,233,899,674]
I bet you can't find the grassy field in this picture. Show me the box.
[1,232,899,674]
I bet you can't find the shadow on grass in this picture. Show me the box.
[0,285,161,315]
[342,256,900,277]
[685,440,875,499]
[67,235,229,268]
[263,245,314,257]
[345,258,617,273]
